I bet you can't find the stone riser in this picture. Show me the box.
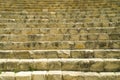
[0,59,120,72]
[0,27,119,34]
[0,71,120,80]
[0,41,119,50]
[0,50,120,59]
[0,23,119,28]
[0,34,119,42]
[0,20,119,25]
[0,10,119,14]
[0,14,119,20]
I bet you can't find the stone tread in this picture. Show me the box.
[0,71,120,80]
[0,58,120,72]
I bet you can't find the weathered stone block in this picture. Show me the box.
[48,71,62,80]
[104,59,120,71]
[84,72,101,80]
[13,51,30,59]
[98,34,109,40]
[16,72,31,80]
[48,59,61,70]
[32,71,47,80]
[61,59,79,71]
[0,72,15,80]
[0,51,13,59]
[74,42,85,49]
[46,51,58,58]
[94,51,105,58]
[30,51,47,59]
[57,50,71,58]
[63,72,84,80]
[90,59,104,72]
[18,60,34,71]
[71,51,85,58]
[5,59,19,71]
[100,73,116,80]
[34,59,48,70]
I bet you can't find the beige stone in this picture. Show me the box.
[18,60,33,71]
[84,72,101,80]
[48,59,61,70]
[0,72,15,80]
[32,71,47,80]
[71,51,84,58]
[16,72,31,80]
[34,59,48,70]
[98,34,109,40]
[90,59,104,72]
[57,50,71,58]
[46,51,58,58]
[13,51,30,59]
[5,59,19,71]
[74,42,85,49]
[115,72,120,80]
[94,51,105,58]
[61,59,79,71]
[48,71,62,80]
[105,51,120,58]
[100,72,116,80]
[62,71,84,80]
[0,51,13,59]
[31,51,47,59]
[88,34,98,40]
[104,59,120,71]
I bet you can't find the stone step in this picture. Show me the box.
[0,19,119,24]
[0,5,119,11]
[0,50,119,59]
[0,12,119,19]
[0,22,119,28]
[0,27,119,34]
[0,59,120,72]
[0,41,119,50]
[0,33,119,42]
[0,9,119,15]
[0,71,119,80]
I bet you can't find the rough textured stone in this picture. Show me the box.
[33,59,48,70]
[63,72,84,80]
[0,72,15,80]
[48,59,61,70]
[30,51,47,59]
[98,34,109,40]
[90,59,104,72]
[100,73,116,80]
[84,72,101,80]
[16,72,31,80]
[13,51,30,59]
[71,51,85,58]
[104,59,120,71]
[32,71,47,80]
[74,42,85,49]
[46,51,58,58]
[57,50,71,58]
[48,71,62,80]
[61,59,79,71]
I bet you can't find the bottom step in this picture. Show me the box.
[0,71,119,80]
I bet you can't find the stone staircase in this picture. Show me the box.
[0,0,120,80]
